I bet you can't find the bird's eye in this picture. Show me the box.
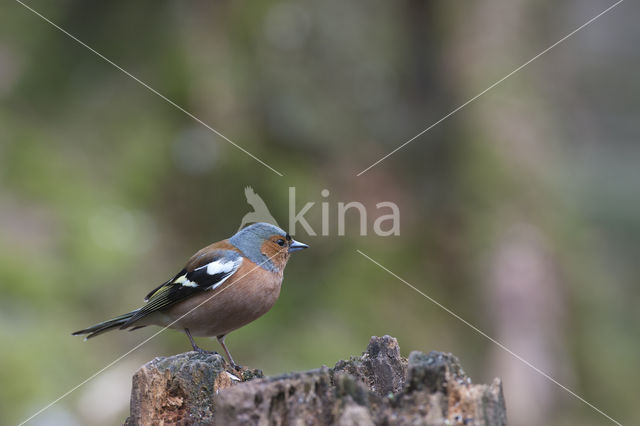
[276,239,285,246]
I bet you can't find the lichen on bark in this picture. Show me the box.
[125,336,507,425]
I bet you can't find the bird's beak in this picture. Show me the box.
[288,240,309,253]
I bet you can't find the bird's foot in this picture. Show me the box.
[192,346,219,356]
[185,328,218,355]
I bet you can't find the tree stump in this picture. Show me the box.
[125,336,506,425]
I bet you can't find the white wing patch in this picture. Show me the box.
[174,275,198,288]
[205,259,239,275]
[196,257,243,290]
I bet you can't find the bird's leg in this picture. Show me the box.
[184,328,218,355]
[217,334,241,371]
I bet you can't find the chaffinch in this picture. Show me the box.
[72,222,308,369]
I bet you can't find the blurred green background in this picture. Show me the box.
[1,1,638,425]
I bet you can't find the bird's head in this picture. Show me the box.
[230,222,308,271]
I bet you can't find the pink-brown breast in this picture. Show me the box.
[159,259,284,337]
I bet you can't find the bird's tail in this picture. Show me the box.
[72,310,141,340]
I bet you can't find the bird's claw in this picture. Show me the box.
[193,347,219,356]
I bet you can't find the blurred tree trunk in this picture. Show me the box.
[447,1,571,425]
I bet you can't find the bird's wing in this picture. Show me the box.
[122,250,243,327]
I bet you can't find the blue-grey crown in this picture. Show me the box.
[229,222,287,271]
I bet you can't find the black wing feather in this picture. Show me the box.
[122,251,241,328]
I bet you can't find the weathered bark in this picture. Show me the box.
[125,336,506,425]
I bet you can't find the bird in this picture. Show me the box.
[72,222,309,369]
